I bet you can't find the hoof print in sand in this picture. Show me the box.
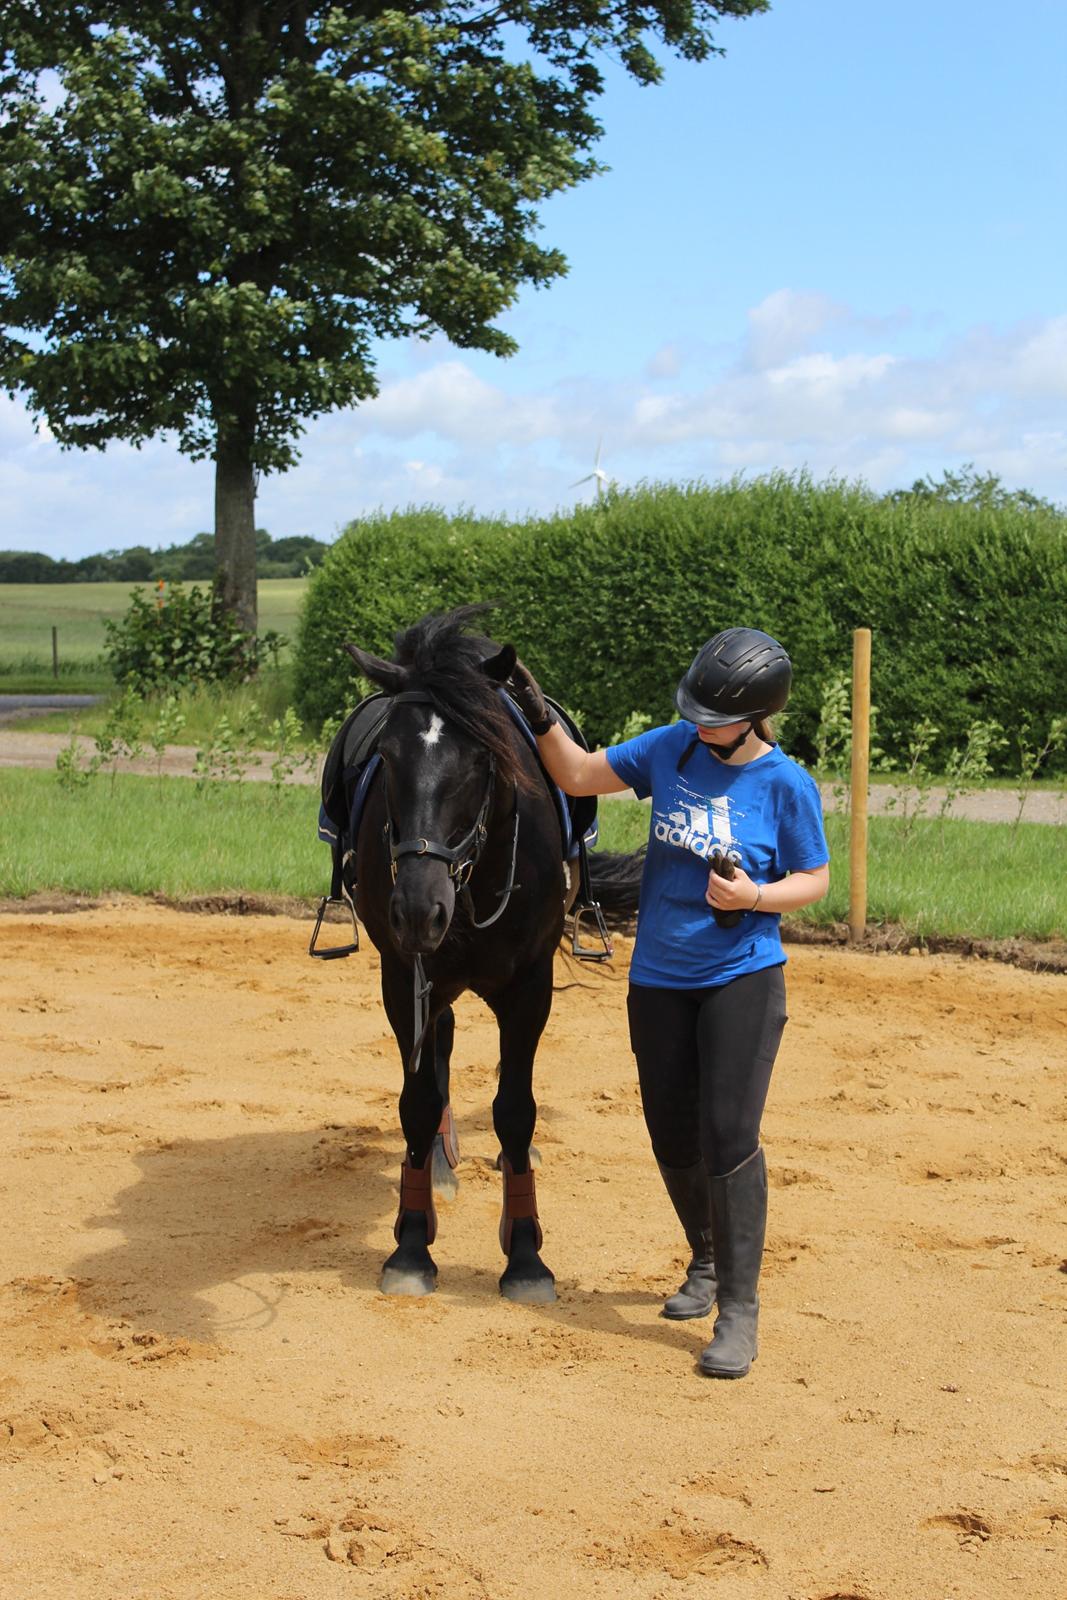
[91,1328,219,1365]
[925,1510,995,1550]
[281,1432,398,1472]
[588,1520,767,1579]
[313,1508,490,1596]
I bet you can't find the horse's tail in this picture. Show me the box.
[586,848,644,914]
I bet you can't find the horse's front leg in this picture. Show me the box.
[379,957,446,1297]
[487,953,556,1304]
[430,1005,460,1202]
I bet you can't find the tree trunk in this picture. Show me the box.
[214,429,258,635]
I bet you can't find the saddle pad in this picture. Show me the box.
[320,692,391,834]
[499,690,598,859]
[317,686,598,865]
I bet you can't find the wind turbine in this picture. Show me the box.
[571,438,611,501]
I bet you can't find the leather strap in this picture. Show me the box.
[499,1156,543,1254]
[438,1104,460,1170]
[395,1152,437,1245]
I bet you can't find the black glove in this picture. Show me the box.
[708,848,744,929]
[508,659,554,735]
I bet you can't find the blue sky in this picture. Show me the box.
[3,0,1066,557]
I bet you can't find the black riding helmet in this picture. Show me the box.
[675,628,792,727]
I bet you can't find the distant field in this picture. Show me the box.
[0,578,309,669]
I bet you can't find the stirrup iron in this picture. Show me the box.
[572,900,613,962]
[308,894,360,960]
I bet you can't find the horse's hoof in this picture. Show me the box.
[380,1264,437,1298]
[499,1266,556,1305]
[431,1135,460,1202]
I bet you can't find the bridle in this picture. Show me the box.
[386,693,498,892]
[383,691,520,925]
[382,689,522,1071]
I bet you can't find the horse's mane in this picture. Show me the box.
[388,605,530,791]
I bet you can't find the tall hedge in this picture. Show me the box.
[292,476,1067,772]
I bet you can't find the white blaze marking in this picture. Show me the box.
[420,713,445,748]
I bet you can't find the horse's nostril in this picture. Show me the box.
[427,901,449,941]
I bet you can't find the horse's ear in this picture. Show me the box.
[482,643,517,683]
[344,642,407,694]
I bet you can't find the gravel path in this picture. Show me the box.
[1,727,1063,823]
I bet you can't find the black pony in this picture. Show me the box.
[342,606,624,1304]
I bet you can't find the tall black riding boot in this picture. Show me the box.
[656,1160,716,1320]
[699,1147,767,1378]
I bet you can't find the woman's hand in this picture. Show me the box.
[507,659,554,735]
[706,862,760,913]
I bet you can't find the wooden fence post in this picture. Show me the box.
[52,626,59,680]
[849,627,871,942]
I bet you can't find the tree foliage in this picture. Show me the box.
[886,462,1062,515]
[1,1,767,627]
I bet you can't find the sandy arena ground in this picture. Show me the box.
[1,905,1065,1600]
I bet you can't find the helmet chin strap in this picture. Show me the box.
[704,721,753,761]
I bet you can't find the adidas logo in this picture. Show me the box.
[653,819,741,866]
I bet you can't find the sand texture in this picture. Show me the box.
[1,904,1065,1600]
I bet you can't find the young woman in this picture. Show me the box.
[508,628,829,1379]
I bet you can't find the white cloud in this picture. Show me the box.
[362,360,559,446]
[3,292,1067,558]
[644,342,684,380]
[1011,315,1067,398]
[744,289,845,369]
[764,351,897,392]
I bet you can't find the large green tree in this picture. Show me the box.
[1,2,766,632]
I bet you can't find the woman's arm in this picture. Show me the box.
[705,862,830,916]
[536,721,631,797]
[507,658,629,796]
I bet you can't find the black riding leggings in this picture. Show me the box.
[626,966,788,1178]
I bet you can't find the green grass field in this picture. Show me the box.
[1,770,1062,940]
[0,577,308,689]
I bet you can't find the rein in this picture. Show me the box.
[383,690,522,1072]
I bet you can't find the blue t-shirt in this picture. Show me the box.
[605,723,829,990]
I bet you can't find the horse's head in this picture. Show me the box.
[345,607,519,956]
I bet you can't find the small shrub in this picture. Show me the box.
[55,733,99,791]
[938,719,1005,821]
[267,707,316,798]
[1013,716,1066,829]
[93,689,145,789]
[147,695,188,784]
[193,703,262,791]
[104,579,284,692]
[883,717,940,837]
